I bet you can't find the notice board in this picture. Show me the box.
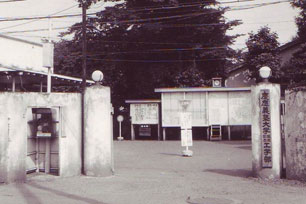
[228,92,252,125]
[130,103,159,125]
[161,92,207,127]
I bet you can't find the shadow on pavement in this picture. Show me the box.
[235,145,252,150]
[203,169,253,178]
[27,182,107,204]
[159,153,182,157]
[218,140,251,145]
[15,183,42,204]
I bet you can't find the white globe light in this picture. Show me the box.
[117,115,124,122]
[91,70,104,82]
[259,66,271,79]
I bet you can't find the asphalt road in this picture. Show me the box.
[0,140,306,204]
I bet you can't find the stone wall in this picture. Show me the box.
[0,85,113,183]
[0,92,82,183]
[285,89,306,181]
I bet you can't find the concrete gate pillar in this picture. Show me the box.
[251,82,281,179]
[84,84,114,176]
[285,89,306,181]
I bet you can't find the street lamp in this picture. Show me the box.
[259,66,271,82]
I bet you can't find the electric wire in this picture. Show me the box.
[0,4,79,31]
[0,0,292,23]
[85,58,230,63]
[0,0,25,3]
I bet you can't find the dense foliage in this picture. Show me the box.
[244,26,281,82]
[55,0,240,107]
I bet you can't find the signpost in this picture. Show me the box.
[117,115,124,141]
[260,89,272,168]
[179,97,193,157]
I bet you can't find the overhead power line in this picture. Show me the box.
[85,47,228,57]
[0,0,291,23]
[86,58,229,63]
[1,17,295,35]
[0,0,25,3]
[0,4,79,31]
[119,0,254,12]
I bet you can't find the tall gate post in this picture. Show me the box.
[84,83,114,176]
[285,89,306,181]
[251,67,282,179]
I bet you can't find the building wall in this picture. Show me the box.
[0,92,81,183]
[0,35,47,73]
[279,43,302,67]
[226,68,256,88]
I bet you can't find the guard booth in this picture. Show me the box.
[125,100,161,140]
[27,108,60,175]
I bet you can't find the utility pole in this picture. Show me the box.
[81,0,87,175]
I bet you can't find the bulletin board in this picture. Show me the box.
[130,103,159,125]
[208,92,228,125]
[228,92,252,125]
[160,89,251,127]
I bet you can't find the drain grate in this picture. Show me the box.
[186,197,241,204]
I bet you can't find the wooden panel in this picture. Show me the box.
[186,92,207,126]
[228,92,251,125]
[208,92,228,125]
[162,93,181,127]
[162,92,208,127]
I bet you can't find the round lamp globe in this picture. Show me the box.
[259,66,271,79]
[92,70,104,82]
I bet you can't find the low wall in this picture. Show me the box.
[0,92,81,183]
[0,85,113,183]
[285,89,306,181]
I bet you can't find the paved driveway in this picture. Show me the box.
[0,140,306,204]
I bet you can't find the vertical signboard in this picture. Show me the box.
[260,89,272,168]
[180,112,192,146]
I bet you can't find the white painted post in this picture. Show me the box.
[180,94,193,157]
[117,115,124,141]
[251,81,281,179]
[12,76,16,92]
[131,124,135,141]
[45,139,51,174]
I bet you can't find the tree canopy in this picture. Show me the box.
[281,0,306,86]
[244,26,281,82]
[55,0,240,106]
[292,0,306,39]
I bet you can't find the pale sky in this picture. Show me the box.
[0,0,299,50]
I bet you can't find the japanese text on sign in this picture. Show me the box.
[260,89,272,168]
[180,112,192,129]
[131,104,158,124]
[181,129,193,147]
